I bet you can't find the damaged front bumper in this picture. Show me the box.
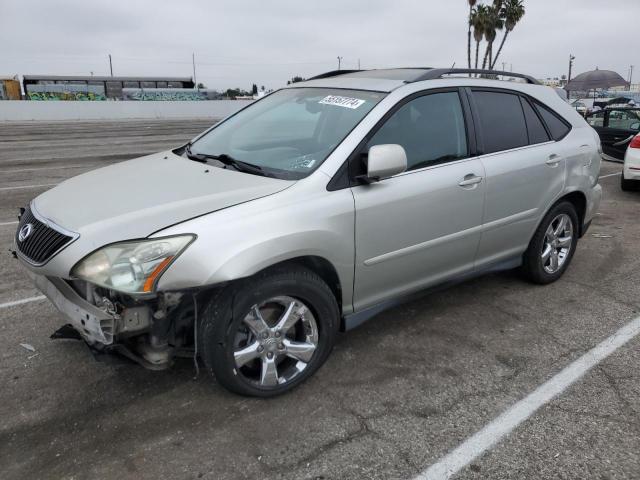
[28,270,118,345]
[23,267,198,370]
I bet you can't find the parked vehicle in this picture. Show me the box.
[571,100,588,116]
[586,107,640,161]
[622,133,640,190]
[14,68,602,397]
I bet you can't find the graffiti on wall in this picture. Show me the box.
[122,88,207,101]
[26,84,106,101]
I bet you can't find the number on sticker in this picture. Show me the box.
[319,95,366,109]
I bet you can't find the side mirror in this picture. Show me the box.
[365,144,407,182]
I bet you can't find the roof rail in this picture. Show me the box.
[412,68,540,85]
[307,69,362,81]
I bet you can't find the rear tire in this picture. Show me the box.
[522,201,579,285]
[621,174,638,191]
[199,266,339,397]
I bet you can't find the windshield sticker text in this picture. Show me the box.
[319,95,366,109]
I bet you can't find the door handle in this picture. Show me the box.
[545,154,561,167]
[458,174,483,187]
[612,135,634,147]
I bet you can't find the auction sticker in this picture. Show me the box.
[319,95,366,109]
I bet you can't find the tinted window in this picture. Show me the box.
[473,91,528,153]
[367,92,467,171]
[520,97,550,144]
[534,103,571,140]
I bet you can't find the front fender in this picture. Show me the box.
[154,178,356,313]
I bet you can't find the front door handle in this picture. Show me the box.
[545,154,561,167]
[612,135,634,147]
[458,174,483,188]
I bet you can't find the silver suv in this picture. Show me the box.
[14,68,602,397]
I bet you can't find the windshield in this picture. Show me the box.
[190,88,386,179]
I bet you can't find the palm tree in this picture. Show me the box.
[467,0,477,69]
[481,2,504,69]
[471,4,488,70]
[491,0,525,69]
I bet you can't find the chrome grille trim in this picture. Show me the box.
[15,203,79,266]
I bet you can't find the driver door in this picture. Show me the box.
[350,90,485,311]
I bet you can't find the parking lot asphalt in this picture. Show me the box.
[0,120,638,480]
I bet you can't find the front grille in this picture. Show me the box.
[15,205,75,265]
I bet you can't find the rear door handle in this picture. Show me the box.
[458,174,483,188]
[545,154,561,167]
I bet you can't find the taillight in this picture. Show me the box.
[630,134,640,149]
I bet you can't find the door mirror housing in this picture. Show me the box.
[365,144,407,182]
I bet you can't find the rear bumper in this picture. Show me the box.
[24,268,116,345]
[623,165,640,181]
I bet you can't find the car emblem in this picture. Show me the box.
[18,223,33,242]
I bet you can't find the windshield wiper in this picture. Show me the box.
[184,143,265,176]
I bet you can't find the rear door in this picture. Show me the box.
[351,89,485,311]
[601,109,640,160]
[470,89,568,268]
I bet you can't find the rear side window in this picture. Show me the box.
[534,102,571,140]
[520,97,550,144]
[473,91,528,154]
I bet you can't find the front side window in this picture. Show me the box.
[473,90,528,154]
[191,88,385,179]
[366,91,468,171]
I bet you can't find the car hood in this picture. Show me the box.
[33,151,293,243]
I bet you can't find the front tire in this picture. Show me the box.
[522,201,579,285]
[199,266,339,397]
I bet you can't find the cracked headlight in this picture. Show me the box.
[71,235,195,294]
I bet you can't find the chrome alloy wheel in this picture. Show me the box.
[232,296,318,387]
[541,213,573,274]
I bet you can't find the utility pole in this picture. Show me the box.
[502,62,507,72]
[629,65,634,90]
[358,58,360,70]
[567,54,575,98]
[337,56,343,70]
[108,54,113,76]
[192,52,197,89]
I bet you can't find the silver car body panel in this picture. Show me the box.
[20,74,602,319]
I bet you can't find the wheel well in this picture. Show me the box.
[557,191,587,236]
[261,256,343,310]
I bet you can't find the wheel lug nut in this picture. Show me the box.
[278,343,284,350]
[262,332,269,339]
[267,352,273,359]
[275,331,281,337]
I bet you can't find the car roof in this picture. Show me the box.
[291,68,540,93]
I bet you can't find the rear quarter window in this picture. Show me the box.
[534,102,572,140]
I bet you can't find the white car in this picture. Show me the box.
[622,134,640,190]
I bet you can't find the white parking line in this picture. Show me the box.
[414,315,640,480]
[0,164,88,174]
[599,172,622,179]
[0,220,18,226]
[0,183,58,192]
[0,295,46,309]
